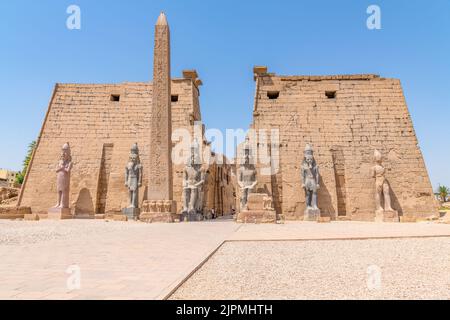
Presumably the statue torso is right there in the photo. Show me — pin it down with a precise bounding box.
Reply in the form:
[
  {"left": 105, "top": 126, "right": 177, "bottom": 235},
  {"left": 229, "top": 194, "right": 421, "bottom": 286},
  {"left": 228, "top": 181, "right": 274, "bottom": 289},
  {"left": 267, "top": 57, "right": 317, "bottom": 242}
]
[{"left": 184, "top": 165, "right": 201, "bottom": 188}]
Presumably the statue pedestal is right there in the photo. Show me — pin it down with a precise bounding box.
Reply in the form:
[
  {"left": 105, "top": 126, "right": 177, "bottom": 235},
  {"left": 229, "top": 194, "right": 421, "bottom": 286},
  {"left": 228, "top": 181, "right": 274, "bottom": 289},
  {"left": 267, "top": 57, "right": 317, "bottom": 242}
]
[
  {"left": 122, "top": 207, "right": 140, "bottom": 221},
  {"left": 140, "top": 200, "right": 179, "bottom": 223},
  {"left": 47, "top": 207, "right": 73, "bottom": 220},
  {"left": 375, "top": 209, "right": 399, "bottom": 222},
  {"left": 304, "top": 208, "right": 320, "bottom": 221},
  {"left": 237, "top": 193, "right": 276, "bottom": 224},
  {"left": 181, "top": 211, "right": 204, "bottom": 222}
]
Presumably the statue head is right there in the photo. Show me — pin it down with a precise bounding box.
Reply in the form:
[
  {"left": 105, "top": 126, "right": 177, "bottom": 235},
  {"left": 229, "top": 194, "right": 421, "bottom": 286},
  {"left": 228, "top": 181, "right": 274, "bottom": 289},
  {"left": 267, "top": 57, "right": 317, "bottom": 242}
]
[
  {"left": 303, "top": 143, "right": 315, "bottom": 166},
  {"left": 61, "top": 143, "right": 72, "bottom": 162},
  {"left": 374, "top": 149, "right": 382, "bottom": 164},
  {"left": 129, "top": 143, "right": 140, "bottom": 164}
]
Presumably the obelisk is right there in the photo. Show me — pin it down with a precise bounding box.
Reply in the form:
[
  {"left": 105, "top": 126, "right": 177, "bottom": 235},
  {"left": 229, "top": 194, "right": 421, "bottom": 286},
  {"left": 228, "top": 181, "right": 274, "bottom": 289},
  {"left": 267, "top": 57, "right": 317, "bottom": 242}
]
[{"left": 140, "top": 12, "right": 177, "bottom": 223}]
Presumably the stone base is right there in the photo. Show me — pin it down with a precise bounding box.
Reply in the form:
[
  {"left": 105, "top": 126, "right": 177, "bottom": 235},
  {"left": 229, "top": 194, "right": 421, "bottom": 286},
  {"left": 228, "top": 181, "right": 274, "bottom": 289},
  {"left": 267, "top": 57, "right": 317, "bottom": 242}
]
[
  {"left": 140, "top": 212, "right": 178, "bottom": 223},
  {"left": 181, "top": 211, "right": 204, "bottom": 222},
  {"left": 318, "top": 216, "right": 331, "bottom": 223},
  {"left": 237, "top": 210, "right": 277, "bottom": 224},
  {"left": 140, "top": 200, "right": 178, "bottom": 223},
  {"left": 122, "top": 207, "right": 140, "bottom": 221},
  {"left": 304, "top": 208, "right": 320, "bottom": 221},
  {"left": 400, "top": 216, "right": 417, "bottom": 223},
  {"left": 375, "top": 209, "right": 399, "bottom": 223},
  {"left": 237, "top": 193, "right": 276, "bottom": 224},
  {"left": 74, "top": 213, "right": 95, "bottom": 219},
  {"left": 24, "top": 213, "right": 40, "bottom": 221},
  {"left": 113, "top": 214, "right": 128, "bottom": 222},
  {"left": 47, "top": 207, "right": 73, "bottom": 220}
]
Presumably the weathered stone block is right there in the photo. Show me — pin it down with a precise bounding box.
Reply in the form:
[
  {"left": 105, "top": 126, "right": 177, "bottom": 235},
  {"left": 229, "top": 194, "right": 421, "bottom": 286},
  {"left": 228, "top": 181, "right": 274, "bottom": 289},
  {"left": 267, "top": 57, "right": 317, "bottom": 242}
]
[
  {"left": 24, "top": 213, "right": 40, "bottom": 221},
  {"left": 318, "top": 216, "right": 331, "bottom": 223},
  {"left": 304, "top": 208, "right": 320, "bottom": 221},
  {"left": 122, "top": 207, "right": 140, "bottom": 221},
  {"left": 237, "top": 210, "right": 277, "bottom": 224},
  {"left": 0, "top": 206, "right": 31, "bottom": 220},
  {"left": 375, "top": 210, "right": 399, "bottom": 223},
  {"left": 47, "top": 207, "right": 73, "bottom": 220},
  {"left": 113, "top": 214, "right": 128, "bottom": 222}
]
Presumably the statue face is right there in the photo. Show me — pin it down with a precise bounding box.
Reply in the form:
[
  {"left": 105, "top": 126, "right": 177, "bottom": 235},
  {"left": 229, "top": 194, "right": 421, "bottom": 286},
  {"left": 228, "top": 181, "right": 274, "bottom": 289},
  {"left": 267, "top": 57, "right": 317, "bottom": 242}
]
[
  {"left": 130, "top": 154, "right": 138, "bottom": 164},
  {"left": 305, "top": 154, "right": 314, "bottom": 165},
  {"left": 61, "top": 150, "right": 70, "bottom": 162}
]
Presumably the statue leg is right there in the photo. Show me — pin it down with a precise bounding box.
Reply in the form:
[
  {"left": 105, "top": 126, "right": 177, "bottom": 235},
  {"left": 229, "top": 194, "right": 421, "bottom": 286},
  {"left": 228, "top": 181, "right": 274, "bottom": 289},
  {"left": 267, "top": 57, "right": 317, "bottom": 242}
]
[
  {"left": 131, "top": 190, "right": 138, "bottom": 208},
  {"left": 61, "top": 190, "right": 68, "bottom": 208},
  {"left": 312, "top": 190, "right": 318, "bottom": 210},
  {"left": 383, "top": 182, "right": 393, "bottom": 211},
  {"left": 183, "top": 189, "right": 189, "bottom": 212},
  {"left": 55, "top": 191, "right": 62, "bottom": 208},
  {"left": 128, "top": 191, "right": 133, "bottom": 207},
  {"left": 241, "top": 188, "right": 248, "bottom": 210},
  {"left": 375, "top": 189, "right": 383, "bottom": 211},
  {"left": 306, "top": 190, "right": 312, "bottom": 208},
  {"left": 187, "top": 189, "right": 193, "bottom": 212},
  {"left": 189, "top": 188, "right": 198, "bottom": 213}
]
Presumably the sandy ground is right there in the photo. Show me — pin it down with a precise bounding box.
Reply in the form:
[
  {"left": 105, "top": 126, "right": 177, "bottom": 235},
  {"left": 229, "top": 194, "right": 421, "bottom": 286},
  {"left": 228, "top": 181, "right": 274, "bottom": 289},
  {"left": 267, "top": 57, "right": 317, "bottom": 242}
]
[{"left": 170, "top": 238, "right": 450, "bottom": 300}]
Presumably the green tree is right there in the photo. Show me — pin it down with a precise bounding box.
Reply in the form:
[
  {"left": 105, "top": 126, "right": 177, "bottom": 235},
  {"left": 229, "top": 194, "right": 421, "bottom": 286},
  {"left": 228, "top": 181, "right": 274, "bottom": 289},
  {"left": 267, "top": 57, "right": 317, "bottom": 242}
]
[
  {"left": 438, "top": 185, "right": 449, "bottom": 202},
  {"left": 15, "top": 141, "right": 37, "bottom": 185}
]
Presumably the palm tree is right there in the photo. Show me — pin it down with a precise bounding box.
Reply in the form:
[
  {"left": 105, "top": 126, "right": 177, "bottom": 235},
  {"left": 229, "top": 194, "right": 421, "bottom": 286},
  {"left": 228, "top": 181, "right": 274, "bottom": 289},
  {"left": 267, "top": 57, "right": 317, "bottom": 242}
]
[
  {"left": 15, "top": 141, "right": 36, "bottom": 185},
  {"left": 438, "top": 185, "right": 449, "bottom": 202}
]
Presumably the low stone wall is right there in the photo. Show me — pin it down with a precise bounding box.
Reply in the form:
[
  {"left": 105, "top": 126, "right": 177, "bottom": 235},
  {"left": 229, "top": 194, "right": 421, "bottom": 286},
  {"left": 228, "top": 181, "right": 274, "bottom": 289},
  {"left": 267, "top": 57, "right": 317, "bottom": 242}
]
[{"left": 0, "top": 206, "right": 31, "bottom": 220}]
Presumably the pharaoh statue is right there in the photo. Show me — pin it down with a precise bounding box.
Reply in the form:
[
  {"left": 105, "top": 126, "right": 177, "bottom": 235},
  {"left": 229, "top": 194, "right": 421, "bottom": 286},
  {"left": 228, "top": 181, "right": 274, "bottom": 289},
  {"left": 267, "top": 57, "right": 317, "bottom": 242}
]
[
  {"left": 372, "top": 149, "right": 394, "bottom": 213},
  {"left": 125, "top": 143, "right": 143, "bottom": 209},
  {"left": 301, "top": 144, "right": 320, "bottom": 219},
  {"left": 237, "top": 137, "right": 257, "bottom": 210},
  {"left": 182, "top": 139, "right": 205, "bottom": 217},
  {"left": 53, "top": 143, "right": 73, "bottom": 209}
]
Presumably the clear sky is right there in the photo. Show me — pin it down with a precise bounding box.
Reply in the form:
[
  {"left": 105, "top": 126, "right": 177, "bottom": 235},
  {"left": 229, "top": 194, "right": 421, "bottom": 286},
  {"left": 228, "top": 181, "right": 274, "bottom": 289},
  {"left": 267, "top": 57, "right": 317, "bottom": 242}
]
[{"left": 0, "top": 0, "right": 449, "bottom": 190}]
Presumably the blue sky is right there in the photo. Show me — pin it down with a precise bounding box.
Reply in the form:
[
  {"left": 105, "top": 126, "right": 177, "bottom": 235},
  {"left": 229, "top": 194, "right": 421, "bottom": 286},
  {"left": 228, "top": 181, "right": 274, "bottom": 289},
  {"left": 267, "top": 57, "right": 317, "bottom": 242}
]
[{"left": 0, "top": 0, "right": 449, "bottom": 190}]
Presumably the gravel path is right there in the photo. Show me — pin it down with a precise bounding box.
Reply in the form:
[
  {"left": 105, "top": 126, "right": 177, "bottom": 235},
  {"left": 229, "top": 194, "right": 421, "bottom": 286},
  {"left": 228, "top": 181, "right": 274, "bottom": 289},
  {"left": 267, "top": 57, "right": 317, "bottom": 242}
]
[{"left": 170, "top": 238, "right": 450, "bottom": 300}]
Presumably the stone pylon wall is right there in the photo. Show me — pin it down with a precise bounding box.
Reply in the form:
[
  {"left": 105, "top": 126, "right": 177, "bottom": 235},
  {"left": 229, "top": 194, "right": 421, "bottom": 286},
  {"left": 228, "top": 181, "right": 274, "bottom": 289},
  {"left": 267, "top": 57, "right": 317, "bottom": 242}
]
[
  {"left": 19, "top": 79, "right": 202, "bottom": 214},
  {"left": 252, "top": 72, "right": 438, "bottom": 221}
]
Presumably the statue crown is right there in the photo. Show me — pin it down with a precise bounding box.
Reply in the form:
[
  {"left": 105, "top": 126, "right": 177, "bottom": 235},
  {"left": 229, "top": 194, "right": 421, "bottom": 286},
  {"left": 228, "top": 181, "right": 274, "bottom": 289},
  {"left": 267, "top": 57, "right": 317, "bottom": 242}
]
[
  {"left": 304, "top": 143, "right": 313, "bottom": 155},
  {"left": 131, "top": 143, "right": 139, "bottom": 155},
  {"left": 62, "top": 142, "right": 70, "bottom": 150}
]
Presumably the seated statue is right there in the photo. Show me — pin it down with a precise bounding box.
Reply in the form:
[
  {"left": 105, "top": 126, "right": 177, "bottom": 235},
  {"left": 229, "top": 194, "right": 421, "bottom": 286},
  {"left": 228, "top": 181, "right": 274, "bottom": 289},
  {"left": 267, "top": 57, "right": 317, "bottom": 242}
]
[
  {"left": 182, "top": 139, "right": 204, "bottom": 214},
  {"left": 237, "top": 138, "right": 257, "bottom": 210}
]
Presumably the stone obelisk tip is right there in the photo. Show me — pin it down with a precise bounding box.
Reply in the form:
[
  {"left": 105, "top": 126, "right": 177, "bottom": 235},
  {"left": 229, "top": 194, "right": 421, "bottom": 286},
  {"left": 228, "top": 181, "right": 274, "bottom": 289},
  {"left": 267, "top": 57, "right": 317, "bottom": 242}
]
[{"left": 156, "top": 12, "right": 168, "bottom": 26}]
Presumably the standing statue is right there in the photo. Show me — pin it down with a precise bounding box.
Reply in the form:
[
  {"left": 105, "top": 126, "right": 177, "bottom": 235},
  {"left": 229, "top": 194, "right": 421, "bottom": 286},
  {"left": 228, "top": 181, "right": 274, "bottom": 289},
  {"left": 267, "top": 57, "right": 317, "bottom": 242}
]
[
  {"left": 237, "top": 138, "right": 257, "bottom": 210},
  {"left": 372, "top": 149, "right": 394, "bottom": 213},
  {"left": 53, "top": 143, "right": 73, "bottom": 209},
  {"left": 301, "top": 144, "right": 320, "bottom": 217},
  {"left": 125, "top": 143, "right": 143, "bottom": 209},
  {"left": 182, "top": 140, "right": 204, "bottom": 218}
]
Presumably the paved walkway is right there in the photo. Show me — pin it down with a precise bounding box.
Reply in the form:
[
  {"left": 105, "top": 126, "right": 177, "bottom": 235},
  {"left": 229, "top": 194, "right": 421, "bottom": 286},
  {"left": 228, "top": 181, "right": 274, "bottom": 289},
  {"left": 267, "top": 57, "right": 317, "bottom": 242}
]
[
  {"left": 0, "top": 219, "right": 449, "bottom": 300},
  {"left": 0, "top": 220, "right": 240, "bottom": 300}
]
